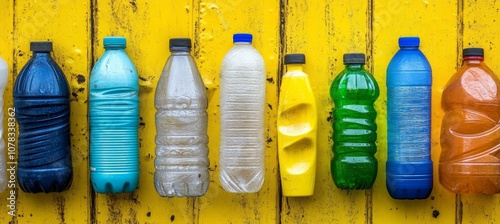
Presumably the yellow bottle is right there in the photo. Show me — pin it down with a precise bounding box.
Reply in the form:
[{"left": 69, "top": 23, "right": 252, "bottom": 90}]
[{"left": 278, "top": 54, "right": 317, "bottom": 197}]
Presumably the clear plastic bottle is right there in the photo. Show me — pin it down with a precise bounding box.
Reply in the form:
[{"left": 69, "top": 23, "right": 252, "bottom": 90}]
[
  {"left": 386, "top": 37, "right": 433, "bottom": 199},
  {"left": 220, "top": 33, "right": 266, "bottom": 193},
  {"left": 440, "top": 48, "right": 500, "bottom": 194},
  {"left": 14, "top": 42, "right": 72, "bottom": 193},
  {"left": 89, "top": 36, "right": 139, "bottom": 194},
  {"left": 0, "top": 56, "right": 8, "bottom": 192},
  {"left": 154, "top": 38, "right": 209, "bottom": 197},
  {"left": 278, "top": 54, "right": 317, "bottom": 197}
]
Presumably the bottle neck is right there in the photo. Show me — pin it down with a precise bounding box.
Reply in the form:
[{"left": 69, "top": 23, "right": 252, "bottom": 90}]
[
  {"left": 234, "top": 42, "right": 251, "bottom": 45},
  {"left": 33, "top": 52, "right": 51, "bottom": 57},
  {"left": 171, "top": 51, "right": 190, "bottom": 56},
  {"left": 400, "top": 46, "right": 419, "bottom": 50},
  {"left": 286, "top": 64, "right": 304, "bottom": 72},
  {"left": 463, "top": 56, "right": 484, "bottom": 65},
  {"left": 345, "top": 64, "right": 364, "bottom": 70}
]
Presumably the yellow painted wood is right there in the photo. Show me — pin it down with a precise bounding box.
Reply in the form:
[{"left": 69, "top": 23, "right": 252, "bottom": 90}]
[
  {"left": 92, "top": 0, "right": 196, "bottom": 223},
  {"left": 371, "top": 0, "right": 458, "bottom": 223},
  {"left": 0, "top": 0, "right": 14, "bottom": 222},
  {"left": 11, "top": 0, "right": 91, "bottom": 223},
  {"left": 194, "top": 0, "right": 280, "bottom": 223},
  {"left": 281, "top": 0, "right": 370, "bottom": 223},
  {"left": 461, "top": 0, "right": 500, "bottom": 223}
]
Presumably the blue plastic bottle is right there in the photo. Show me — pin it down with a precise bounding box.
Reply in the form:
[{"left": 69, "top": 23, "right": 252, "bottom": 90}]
[
  {"left": 14, "top": 41, "right": 72, "bottom": 193},
  {"left": 89, "top": 36, "right": 139, "bottom": 194},
  {"left": 386, "top": 37, "right": 433, "bottom": 199}
]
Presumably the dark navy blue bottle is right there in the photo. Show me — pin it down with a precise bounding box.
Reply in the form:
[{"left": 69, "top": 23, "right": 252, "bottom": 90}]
[
  {"left": 14, "top": 42, "right": 72, "bottom": 193},
  {"left": 386, "top": 37, "right": 433, "bottom": 199}
]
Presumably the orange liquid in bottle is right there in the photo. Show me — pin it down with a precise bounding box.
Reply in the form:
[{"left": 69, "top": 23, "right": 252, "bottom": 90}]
[{"left": 440, "top": 48, "right": 500, "bottom": 194}]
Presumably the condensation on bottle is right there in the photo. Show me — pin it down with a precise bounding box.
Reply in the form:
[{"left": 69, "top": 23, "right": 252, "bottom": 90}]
[
  {"left": 154, "top": 38, "right": 209, "bottom": 197},
  {"left": 219, "top": 33, "right": 266, "bottom": 193},
  {"left": 440, "top": 48, "right": 500, "bottom": 194},
  {"left": 89, "top": 36, "right": 139, "bottom": 194}
]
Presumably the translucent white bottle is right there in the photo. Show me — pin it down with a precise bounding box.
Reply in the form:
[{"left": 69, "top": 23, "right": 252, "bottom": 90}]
[
  {"left": 154, "top": 38, "right": 209, "bottom": 197},
  {"left": 220, "top": 33, "right": 266, "bottom": 193},
  {"left": 0, "top": 56, "right": 7, "bottom": 193}
]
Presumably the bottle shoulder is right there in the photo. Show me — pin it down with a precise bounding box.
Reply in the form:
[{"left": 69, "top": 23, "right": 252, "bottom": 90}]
[
  {"left": 387, "top": 49, "right": 431, "bottom": 72},
  {"left": 14, "top": 56, "right": 69, "bottom": 96},
  {"left": 330, "top": 69, "right": 380, "bottom": 100},
  {"left": 221, "top": 46, "right": 264, "bottom": 71}
]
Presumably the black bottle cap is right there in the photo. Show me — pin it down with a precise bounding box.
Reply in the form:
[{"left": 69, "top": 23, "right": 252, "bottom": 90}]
[
  {"left": 344, "top": 53, "right": 365, "bottom": 64},
  {"left": 30, "top": 42, "right": 53, "bottom": 52},
  {"left": 463, "top": 48, "right": 484, "bottom": 57},
  {"left": 285, "top": 54, "right": 306, "bottom": 64},
  {"left": 169, "top": 38, "right": 192, "bottom": 50}
]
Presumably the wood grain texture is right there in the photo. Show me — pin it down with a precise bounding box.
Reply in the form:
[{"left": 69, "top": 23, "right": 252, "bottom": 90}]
[
  {"left": 371, "top": 0, "right": 458, "bottom": 223},
  {"left": 11, "top": 0, "right": 91, "bottom": 223},
  {"left": 281, "top": 0, "right": 370, "bottom": 223},
  {"left": 0, "top": 0, "right": 499, "bottom": 223},
  {"left": 194, "top": 0, "right": 280, "bottom": 223}
]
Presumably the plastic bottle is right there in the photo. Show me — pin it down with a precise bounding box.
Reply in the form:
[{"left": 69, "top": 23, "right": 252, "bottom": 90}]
[
  {"left": 330, "top": 53, "right": 379, "bottom": 190},
  {"left": 13, "top": 42, "right": 72, "bottom": 193},
  {"left": 154, "top": 38, "right": 209, "bottom": 197},
  {"left": 220, "top": 33, "right": 266, "bottom": 193},
  {"left": 0, "top": 56, "right": 8, "bottom": 192},
  {"left": 386, "top": 37, "right": 433, "bottom": 199},
  {"left": 89, "top": 36, "right": 139, "bottom": 194},
  {"left": 440, "top": 48, "right": 500, "bottom": 194},
  {"left": 278, "top": 54, "right": 317, "bottom": 197}
]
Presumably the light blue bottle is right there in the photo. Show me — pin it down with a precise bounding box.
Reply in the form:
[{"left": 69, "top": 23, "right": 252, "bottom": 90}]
[
  {"left": 386, "top": 36, "right": 433, "bottom": 199},
  {"left": 89, "top": 36, "right": 139, "bottom": 193}
]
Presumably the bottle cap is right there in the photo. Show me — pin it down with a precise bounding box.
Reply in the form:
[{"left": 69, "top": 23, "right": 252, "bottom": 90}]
[
  {"left": 104, "top": 36, "right": 126, "bottom": 48},
  {"left": 285, "top": 54, "right": 305, "bottom": 64},
  {"left": 344, "top": 53, "right": 365, "bottom": 64},
  {"left": 169, "top": 38, "right": 192, "bottom": 50},
  {"left": 463, "top": 48, "right": 484, "bottom": 57},
  {"left": 399, "top": 37, "right": 420, "bottom": 47},
  {"left": 30, "top": 42, "right": 53, "bottom": 52},
  {"left": 233, "top": 33, "right": 252, "bottom": 43}
]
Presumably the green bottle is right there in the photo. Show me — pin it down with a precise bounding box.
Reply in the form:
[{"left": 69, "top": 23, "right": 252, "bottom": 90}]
[{"left": 330, "top": 53, "right": 380, "bottom": 190}]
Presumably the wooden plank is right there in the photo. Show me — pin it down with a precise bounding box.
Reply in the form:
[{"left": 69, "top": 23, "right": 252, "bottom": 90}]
[
  {"left": 194, "top": 0, "right": 280, "bottom": 223},
  {"left": 92, "top": 0, "right": 195, "bottom": 223},
  {"left": 11, "top": 0, "right": 91, "bottom": 223},
  {"left": 0, "top": 0, "right": 14, "bottom": 222},
  {"left": 371, "top": 0, "right": 458, "bottom": 223},
  {"left": 280, "top": 0, "right": 369, "bottom": 223},
  {"left": 461, "top": 1, "right": 500, "bottom": 223}
]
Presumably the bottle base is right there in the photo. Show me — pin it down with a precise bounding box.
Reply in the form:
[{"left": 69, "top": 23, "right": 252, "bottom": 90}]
[
  {"left": 331, "top": 158, "right": 377, "bottom": 190},
  {"left": 386, "top": 161, "right": 433, "bottom": 199},
  {"left": 219, "top": 169, "right": 264, "bottom": 193},
  {"left": 17, "top": 167, "right": 73, "bottom": 193},
  {"left": 91, "top": 172, "right": 139, "bottom": 194},
  {"left": 154, "top": 172, "right": 209, "bottom": 197},
  {"left": 439, "top": 163, "right": 500, "bottom": 194}
]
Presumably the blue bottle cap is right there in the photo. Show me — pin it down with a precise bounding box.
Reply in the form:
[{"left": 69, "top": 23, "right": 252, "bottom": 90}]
[
  {"left": 233, "top": 33, "right": 252, "bottom": 43},
  {"left": 399, "top": 36, "right": 420, "bottom": 47},
  {"left": 104, "top": 36, "right": 126, "bottom": 48}
]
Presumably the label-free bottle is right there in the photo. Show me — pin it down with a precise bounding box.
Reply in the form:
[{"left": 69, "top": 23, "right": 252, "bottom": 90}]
[
  {"left": 220, "top": 33, "right": 266, "bottom": 193},
  {"left": 89, "top": 36, "right": 139, "bottom": 194},
  {"left": 330, "top": 53, "right": 379, "bottom": 190},
  {"left": 154, "top": 38, "right": 209, "bottom": 197},
  {"left": 278, "top": 54, "right": 317, "bottom": 197},
  {"left": 0, "top": 55, "right": 8, "bottom": 192},
  {"left": 440, "top": 48, "right": 500, "bottom": 194},
  {"left": 14, "top": 42, "right": 72, "bottom": 193},
  {"left": 386, "top": 37, "right": 433, "bottom": 199}
]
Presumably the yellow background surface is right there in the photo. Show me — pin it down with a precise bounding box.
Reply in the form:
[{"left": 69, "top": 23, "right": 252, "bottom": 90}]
[{"left": 0, "top": 0, "right": 499, "bottom": 223}]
